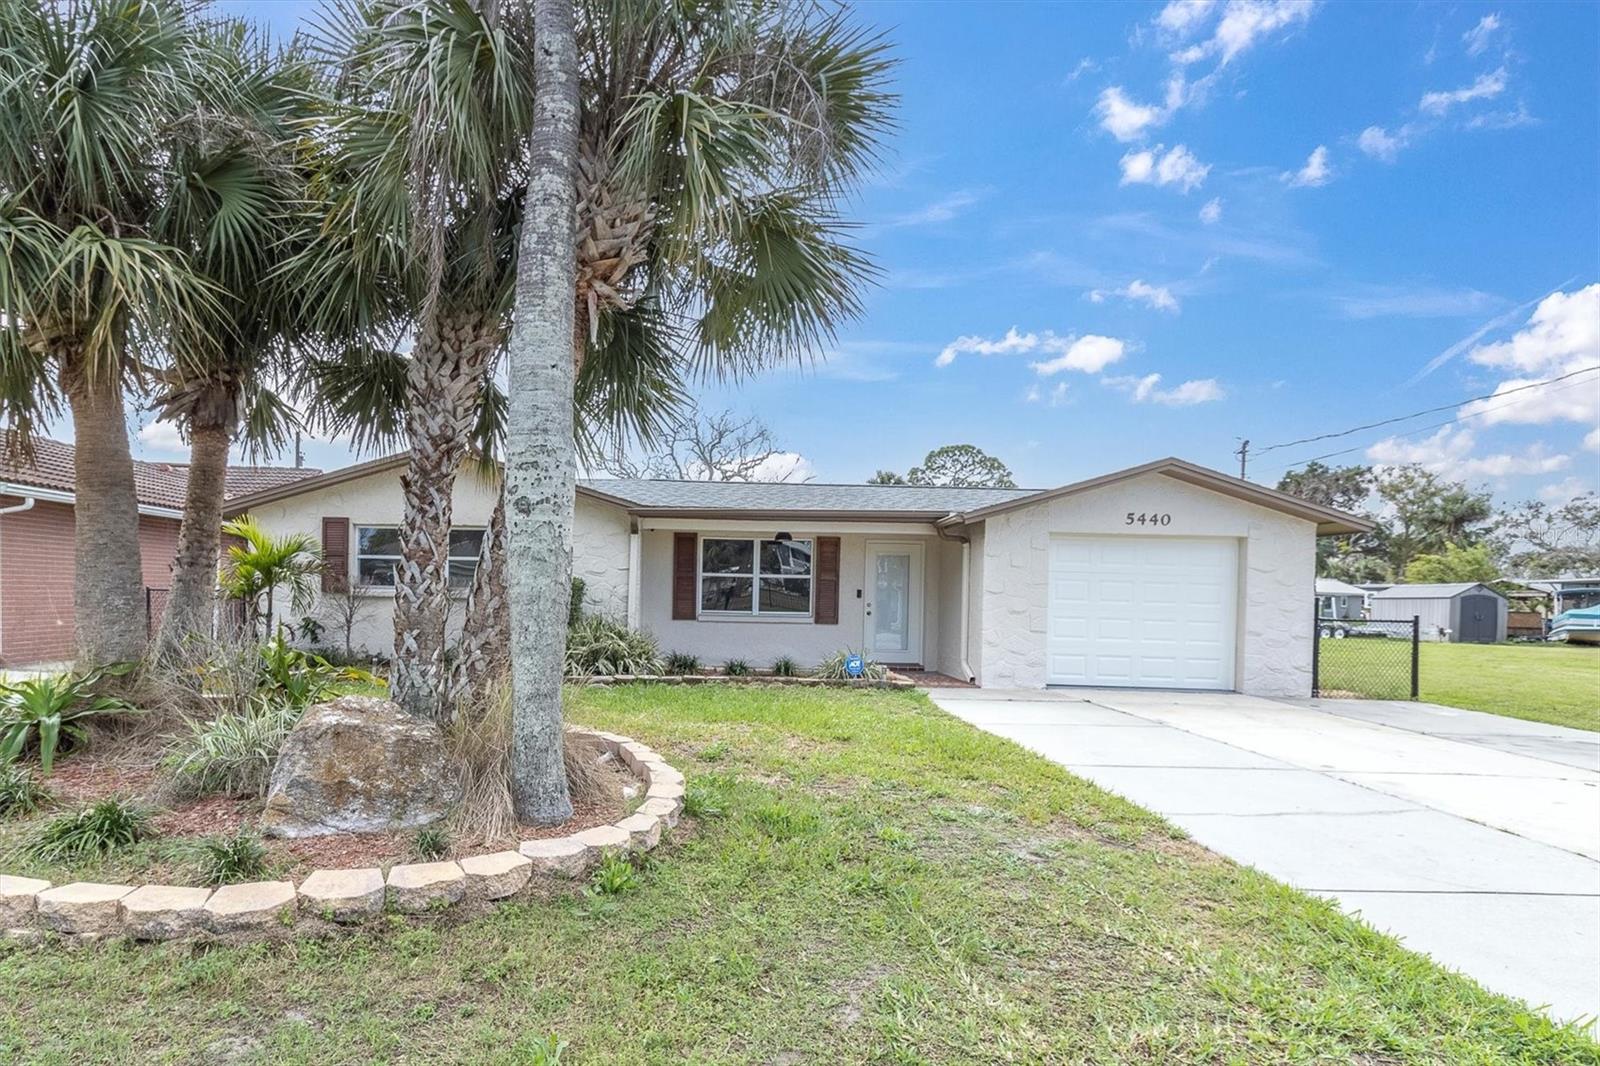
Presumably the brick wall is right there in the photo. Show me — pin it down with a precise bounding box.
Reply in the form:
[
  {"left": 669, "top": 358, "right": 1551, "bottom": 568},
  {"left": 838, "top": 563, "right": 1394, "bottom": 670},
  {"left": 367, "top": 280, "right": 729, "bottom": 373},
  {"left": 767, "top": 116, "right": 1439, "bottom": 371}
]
[{"left": 0, "top": 496, "right": 183, "bottom": 666}]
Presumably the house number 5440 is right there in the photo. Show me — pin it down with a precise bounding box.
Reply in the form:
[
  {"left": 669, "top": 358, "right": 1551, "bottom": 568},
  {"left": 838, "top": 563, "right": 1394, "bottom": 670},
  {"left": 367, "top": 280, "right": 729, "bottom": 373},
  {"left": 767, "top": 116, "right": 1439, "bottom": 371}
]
[{"left": 1125, "top": 512, "right": 1173, "bottom": 526}]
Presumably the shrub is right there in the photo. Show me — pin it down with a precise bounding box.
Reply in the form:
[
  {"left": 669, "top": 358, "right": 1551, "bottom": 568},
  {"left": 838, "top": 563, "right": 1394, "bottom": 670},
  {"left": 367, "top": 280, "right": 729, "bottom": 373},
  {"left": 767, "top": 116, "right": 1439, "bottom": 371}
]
[
  {"left": 569, "top": 577, "right": 586, "bottom": 626},
  {"left": 815, "top": 649, "right": 889, "bottom": 681},
  {"left": 413, "top": 825, "right": 450, "bottom": 861},
  {"left": 256, "top": 635, "right": 379, "bottom": 707},
  {"left": 722, "top": 658, "right": 751, "bottom": 677},
  {"left": 565, "top": 617, "right": 663, "bottom": 677},
  {"left": 0, "top": 671, "right": 136, "bottom": 774},
  {"left": 663, "top": 652, "right": 700, "bottom": 675},
  {"left": 195, "top": 829, "right": 269, "bottom": 884},
  {"left": 0, "top": 763, "right": 49, "bottom": 818},
  {"left": 589, "top": 852, "right": 639, "bottom": 896},
  {"left": 770, "top": 656, "right": 801, "bottom": 677},
  {"left": 161, "top": 701, "right": 303, "bottom": 799},
  {"left": 26, "top": 798, "right": 151, "bottom": 862}
]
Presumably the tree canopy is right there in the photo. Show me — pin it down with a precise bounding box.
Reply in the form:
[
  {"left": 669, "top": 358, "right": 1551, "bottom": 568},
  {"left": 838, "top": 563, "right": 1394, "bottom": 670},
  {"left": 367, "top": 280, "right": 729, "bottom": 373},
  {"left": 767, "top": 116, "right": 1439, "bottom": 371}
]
[{"left": 890, "top": 444, "right": 1017, "bottom": 488}]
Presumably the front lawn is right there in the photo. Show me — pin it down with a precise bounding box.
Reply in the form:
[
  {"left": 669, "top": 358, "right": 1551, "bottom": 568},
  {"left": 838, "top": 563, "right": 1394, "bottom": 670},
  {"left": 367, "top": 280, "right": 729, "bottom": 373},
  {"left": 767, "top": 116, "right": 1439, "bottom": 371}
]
[
  {"left": 2, "top": 685, "right": 1594, "bottom": 1063},
  {"left": 1418, "top": 642, "right": 1600, "bottom": 732}
]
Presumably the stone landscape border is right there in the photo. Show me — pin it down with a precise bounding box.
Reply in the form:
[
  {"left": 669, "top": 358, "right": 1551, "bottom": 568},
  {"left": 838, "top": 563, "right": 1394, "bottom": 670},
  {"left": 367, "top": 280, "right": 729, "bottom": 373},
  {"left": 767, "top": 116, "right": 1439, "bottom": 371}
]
[
  {"left": 570, "top": 673, "right": 914, "bottom": 689},
  {"left": 0, "top": 729, "right": 683, "bottom": 944}
]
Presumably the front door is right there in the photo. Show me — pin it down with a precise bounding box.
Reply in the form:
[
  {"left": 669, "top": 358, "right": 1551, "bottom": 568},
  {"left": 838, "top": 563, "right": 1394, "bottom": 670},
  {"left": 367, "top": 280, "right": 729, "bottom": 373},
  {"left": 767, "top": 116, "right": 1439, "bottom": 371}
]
[{"left": 865, "top": 542, "right": 924, "bottom": 665}]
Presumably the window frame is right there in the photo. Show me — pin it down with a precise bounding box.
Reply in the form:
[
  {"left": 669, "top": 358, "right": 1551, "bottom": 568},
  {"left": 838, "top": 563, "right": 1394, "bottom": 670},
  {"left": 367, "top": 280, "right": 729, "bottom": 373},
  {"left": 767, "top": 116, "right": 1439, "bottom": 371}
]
[
  {"left": 352, "top": 524, "right": 484, "bottom": 592},
  {"left": 696, "top": 534, "right": 815, "bottom": 620}
]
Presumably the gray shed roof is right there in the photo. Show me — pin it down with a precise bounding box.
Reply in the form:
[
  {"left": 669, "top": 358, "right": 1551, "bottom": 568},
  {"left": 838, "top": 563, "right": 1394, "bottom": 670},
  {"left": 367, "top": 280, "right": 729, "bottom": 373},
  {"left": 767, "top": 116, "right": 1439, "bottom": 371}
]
[
  {"left": 1315, "top": 578, "right": 1367, "bottom": 596},
  {"left": 1369, "top": 582, "right": 1502, "bottom": 600},
  {"left": 577, "top": 478, "right": 1038, "bottom": 516}
]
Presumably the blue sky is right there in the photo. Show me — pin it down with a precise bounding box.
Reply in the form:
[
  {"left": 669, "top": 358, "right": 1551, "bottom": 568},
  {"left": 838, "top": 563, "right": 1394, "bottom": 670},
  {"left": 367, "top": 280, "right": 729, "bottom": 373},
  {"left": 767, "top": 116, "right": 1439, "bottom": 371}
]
[{"left": 141, "top": 0, "right": 1599, "bottom": 502}]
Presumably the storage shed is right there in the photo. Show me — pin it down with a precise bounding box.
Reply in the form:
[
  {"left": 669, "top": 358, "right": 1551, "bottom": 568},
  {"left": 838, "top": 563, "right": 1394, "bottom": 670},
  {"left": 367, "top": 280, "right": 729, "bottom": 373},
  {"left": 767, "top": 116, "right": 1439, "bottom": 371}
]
[
  {"left": 1368, "top": 583, "right": 1507, "bottom": 643},
  {"left": 1316, "top": 578, "right": 1367, "bottom": 621}
]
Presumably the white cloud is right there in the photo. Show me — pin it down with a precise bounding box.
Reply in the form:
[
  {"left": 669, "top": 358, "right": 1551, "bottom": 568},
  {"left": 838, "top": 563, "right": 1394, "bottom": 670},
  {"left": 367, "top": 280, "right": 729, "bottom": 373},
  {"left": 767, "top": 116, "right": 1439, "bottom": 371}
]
[
  {"left": 936, "top": 328, "right": 1128, "bottom": 375},
  {"left": 744, "top": 452, "right": 815, "bottom": 482},
  {"left": 1096, "top": 87, "right": 1165, "bottom": 142},
  {"left": 137, "top": 421, "right": 186, "bottom": 457},
  {"left": 1173, "top": 0, "right": 1317, "bottom": 66},
  {"left": 1104, "top": 372, "right": 1225, "bottom": 405},
  {"left": 1120, "top": 144, "right": 1210, "bottom": 192},
  {"left": 1026, "top": 382, "right": 1072, "bottom": 407},
  {"left": 883, "top": 188, "right": 986, "bottom": 228},
  {"left": 1419, "top": 67, "right": 1507, "bottom": 115},
  {"left": 1157, "top": 0, "right": 1219, "bottom": 36},
  {"left": 1357, "top": 124, "right": 1409, "bottom": 163},
  {"left": 1198, "top": 197, "right": 1223, "bottom": 224},
  {"left": 1283, "top": 144, "right": 1331, "bottom": 187},
  {"left": 1332, "top": 283, "right": 1500, "bottom": 320},
  {"left": 1585, "top": 427, "right": 1600, "bottom": 452},
  {"left": 1463, "top": 13, "right": 1502, "bottom": 57},
  {"left": 1088, "top": 279, "right": 1181, "bottom": 313},
  {"left": 1456, "top": 284, "right": 1600, "bottom": 430},
  {"left": 1366, "top": 426, "right": 1570, "bottom": 479},
  {"left": 1539, "top": 476, "right": 1591, "bottom": 503},
  {"left": 1066, "top": 58, "right": 1099, "bottom": 82}
]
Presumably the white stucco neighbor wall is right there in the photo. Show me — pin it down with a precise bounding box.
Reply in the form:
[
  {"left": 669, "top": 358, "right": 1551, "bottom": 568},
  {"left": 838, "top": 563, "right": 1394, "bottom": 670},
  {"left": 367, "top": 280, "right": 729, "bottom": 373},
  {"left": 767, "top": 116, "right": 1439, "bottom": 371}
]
[{"left": 975, "top": 472, "right": 1317, "bottom": 698}]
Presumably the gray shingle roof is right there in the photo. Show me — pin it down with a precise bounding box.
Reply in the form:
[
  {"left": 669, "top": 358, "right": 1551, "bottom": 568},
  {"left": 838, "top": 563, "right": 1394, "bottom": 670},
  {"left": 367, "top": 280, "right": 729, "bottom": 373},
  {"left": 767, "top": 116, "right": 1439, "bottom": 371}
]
[
  {"left": 578, "top": 478, "right": 1040, "bottom": 515},
  {"left": 1369, "top": 583, "right": 1496, "bottom": 599}
]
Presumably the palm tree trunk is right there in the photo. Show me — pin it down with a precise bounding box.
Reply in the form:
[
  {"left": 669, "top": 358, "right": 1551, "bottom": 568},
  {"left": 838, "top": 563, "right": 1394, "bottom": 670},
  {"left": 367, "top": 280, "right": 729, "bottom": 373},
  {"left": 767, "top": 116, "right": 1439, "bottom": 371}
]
[
  {"left": 390, "top": 312, "right": 497, "bottom": 719},
  {"left": 506, "top": 0, "right": 579, "bottom": 826},
  {"left": 59, "top": 350, "right": 147, "bottom": 664},
  {"left": 447, "top": 489, "right": 507, "bottom": 710},
  {"left": 154, "top": 420, "right": 231, "bottom": 656}
]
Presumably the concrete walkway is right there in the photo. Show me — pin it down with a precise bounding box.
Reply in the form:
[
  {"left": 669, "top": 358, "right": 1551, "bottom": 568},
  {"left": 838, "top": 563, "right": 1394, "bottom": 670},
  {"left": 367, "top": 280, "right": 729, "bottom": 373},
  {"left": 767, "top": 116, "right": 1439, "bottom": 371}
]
[{"left": 927, "top": 687, "right": 1600, "bottom": 1028}]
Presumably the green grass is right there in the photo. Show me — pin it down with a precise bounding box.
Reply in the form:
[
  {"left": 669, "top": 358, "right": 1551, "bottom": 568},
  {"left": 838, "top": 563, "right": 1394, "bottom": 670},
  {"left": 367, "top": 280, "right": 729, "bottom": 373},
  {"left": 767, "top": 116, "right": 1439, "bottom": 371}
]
[
  {"left": 1417, "top": 641, "right": 1600, "bottom": 732},
  {"left": 2, "top": 685, "right": 1595, "bottom": 1064}
]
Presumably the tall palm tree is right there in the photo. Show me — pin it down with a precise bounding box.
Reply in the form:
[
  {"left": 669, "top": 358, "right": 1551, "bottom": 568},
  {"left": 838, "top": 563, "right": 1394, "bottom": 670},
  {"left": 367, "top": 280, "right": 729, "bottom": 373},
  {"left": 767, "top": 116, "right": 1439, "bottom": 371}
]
[
  {"left": 503, "top": 0, "right": 894, "bottom": 822},
  {"left": 151, "top": 22, "right": 310, "bottom": 657},
  {"left": 296, "top": 0, "right": 533, "bottom": 719},
  {"left": 0, "top": 0, "right": 219, "bottom": 663}
]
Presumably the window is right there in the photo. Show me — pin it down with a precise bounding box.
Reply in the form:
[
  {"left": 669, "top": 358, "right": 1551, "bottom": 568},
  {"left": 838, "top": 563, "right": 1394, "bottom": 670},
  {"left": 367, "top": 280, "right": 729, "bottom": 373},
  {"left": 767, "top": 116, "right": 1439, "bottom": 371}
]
[
  {"left": 355, "top": 526, "right": 485, "bottom": 589},
  {"left": 700, "top": 537, "right": 812, "bottom": 616}
]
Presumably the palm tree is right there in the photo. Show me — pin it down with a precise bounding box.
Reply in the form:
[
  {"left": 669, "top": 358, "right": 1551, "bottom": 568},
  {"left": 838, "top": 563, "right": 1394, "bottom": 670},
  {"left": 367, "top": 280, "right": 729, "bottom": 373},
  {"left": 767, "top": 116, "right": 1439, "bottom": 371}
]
[
  {"left": 502, "top": 0, "right": 894, "bottom": 822},
  {"left": 218, "top": 516, "right": 322, "bottom": 640},
  {"left": 0, "top": 0, "right": 219, "bottom": 663},
  {"left": 151, "top": 22, "right": 309, "bottom": 657},
  {"left": 294, "top": 0, "right": 534, "bottom": 719}
]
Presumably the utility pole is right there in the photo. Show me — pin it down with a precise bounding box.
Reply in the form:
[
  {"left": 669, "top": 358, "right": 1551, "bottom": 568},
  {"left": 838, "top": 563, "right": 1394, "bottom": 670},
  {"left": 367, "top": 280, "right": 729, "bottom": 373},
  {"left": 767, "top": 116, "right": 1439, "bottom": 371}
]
[{"left": 1234, "top": 438, "right": 1249, "bottom": 480}]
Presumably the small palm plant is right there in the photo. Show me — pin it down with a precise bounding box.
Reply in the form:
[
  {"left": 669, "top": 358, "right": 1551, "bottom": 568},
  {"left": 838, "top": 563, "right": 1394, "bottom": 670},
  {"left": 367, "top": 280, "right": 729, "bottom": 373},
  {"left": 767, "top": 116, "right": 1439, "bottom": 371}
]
[
  {"left": 219, "top": 516, "right": 323, "bottom": 639},
  {"left": 0, "top": 672, "right": 135, "bottom": 774}
]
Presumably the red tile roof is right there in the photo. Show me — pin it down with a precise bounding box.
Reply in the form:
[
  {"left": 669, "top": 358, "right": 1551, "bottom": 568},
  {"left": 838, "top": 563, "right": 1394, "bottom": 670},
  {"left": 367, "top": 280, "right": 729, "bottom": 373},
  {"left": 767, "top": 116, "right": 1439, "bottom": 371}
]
[{"left": 0, "top": 437, "right": 320, "bottom": 511}]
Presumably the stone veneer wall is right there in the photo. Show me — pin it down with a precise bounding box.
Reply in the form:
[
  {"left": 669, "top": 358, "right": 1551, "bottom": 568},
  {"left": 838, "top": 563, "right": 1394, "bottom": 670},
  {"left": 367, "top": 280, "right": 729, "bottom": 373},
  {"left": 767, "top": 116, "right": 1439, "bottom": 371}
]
[
  {"left": 0, "top": 730, "right": 683, "bottom": 943},
  {"left": 975, "top": 473, "right": 1317, "bottom": 698}
]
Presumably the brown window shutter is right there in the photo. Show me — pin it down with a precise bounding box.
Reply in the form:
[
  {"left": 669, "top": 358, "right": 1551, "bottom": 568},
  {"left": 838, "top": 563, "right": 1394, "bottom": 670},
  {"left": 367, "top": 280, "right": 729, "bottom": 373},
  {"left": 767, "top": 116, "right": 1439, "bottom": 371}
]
[
  {"left": 814, "top": 536, "right": 840, "bottom": 624},
  {"left": 672, "top": 532, "right": 698, "bottom": 620},
  {"left": 321, "top": 517, "right": 349, "bottom": 593}
]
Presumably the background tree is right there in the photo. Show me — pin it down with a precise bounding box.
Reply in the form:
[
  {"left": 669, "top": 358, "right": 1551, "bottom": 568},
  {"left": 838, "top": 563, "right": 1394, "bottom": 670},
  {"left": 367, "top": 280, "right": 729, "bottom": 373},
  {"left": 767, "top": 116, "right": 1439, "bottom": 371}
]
[
  {"left": 599, "top": 406, "right": 807, "bottom": 482},
  {"left": 152, "top": 23, "right": 308, "bottom": 656},
  {"left": 867, "top": 469, "right": 906, "bottom": 485},
  {"left": 1277, "top": 462, "right": 1381, "bottom": 578},
  {"left": 1496, "top": 493, "right": 1600, "bottom": 576},
  {"left": 0, "top": 0, "right": 218, "bottom": 662},
  {"left": 905, "top": 444, "right": 1016, "bottom": 488},
  {"left": 1375, "top": 466, "right": 1494, "bottom": 577},
  {"left": 1403, "top": 543, "right": 1499, "bottom": 584}
]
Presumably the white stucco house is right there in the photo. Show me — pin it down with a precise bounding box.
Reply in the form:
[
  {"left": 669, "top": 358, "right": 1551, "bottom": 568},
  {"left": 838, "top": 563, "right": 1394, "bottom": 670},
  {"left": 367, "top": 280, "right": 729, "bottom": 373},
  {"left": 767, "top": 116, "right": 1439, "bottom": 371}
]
[{"left": 225, "top": 455, "right": 1370, "bottom": 698}]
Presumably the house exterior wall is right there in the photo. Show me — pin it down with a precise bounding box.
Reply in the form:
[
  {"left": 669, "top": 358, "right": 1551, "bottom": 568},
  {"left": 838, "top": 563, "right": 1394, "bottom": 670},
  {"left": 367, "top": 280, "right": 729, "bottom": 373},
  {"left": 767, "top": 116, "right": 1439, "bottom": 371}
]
[
  {"left": 974, "top": 473, "right": 1317, "bottom": 698},
  {"left": 572, "top": 496, "right": 632, "bottom": 620},
  {"left": 0, "top": 497, "right": 182, "bottom": 667},
  {"left": 635, "top": 528, "right": 953, "bottom": 673},
  {"left": 931, "top": 536, "right": 964, "bottom": 679}
]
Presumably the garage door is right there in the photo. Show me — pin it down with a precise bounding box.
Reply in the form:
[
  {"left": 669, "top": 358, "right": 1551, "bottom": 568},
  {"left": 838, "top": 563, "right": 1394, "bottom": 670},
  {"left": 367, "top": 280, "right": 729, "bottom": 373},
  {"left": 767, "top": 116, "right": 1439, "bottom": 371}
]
[{"left": 1046, "top": 535, "right": 1238, "bottom": 690}]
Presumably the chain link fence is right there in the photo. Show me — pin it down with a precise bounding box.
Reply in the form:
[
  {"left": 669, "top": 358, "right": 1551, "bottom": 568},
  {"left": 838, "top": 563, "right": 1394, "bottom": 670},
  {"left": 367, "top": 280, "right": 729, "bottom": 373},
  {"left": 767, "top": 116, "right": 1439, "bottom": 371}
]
[{"left": 1312, "top": 613, "right": 1419, "bottom": 700}]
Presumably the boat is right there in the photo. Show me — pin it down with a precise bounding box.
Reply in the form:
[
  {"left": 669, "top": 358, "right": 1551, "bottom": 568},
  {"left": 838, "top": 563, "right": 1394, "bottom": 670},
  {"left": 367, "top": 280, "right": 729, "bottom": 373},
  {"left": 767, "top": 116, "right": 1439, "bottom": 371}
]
[{"left": 1547, "top": 606, "right": 1600, "bottom": 645}]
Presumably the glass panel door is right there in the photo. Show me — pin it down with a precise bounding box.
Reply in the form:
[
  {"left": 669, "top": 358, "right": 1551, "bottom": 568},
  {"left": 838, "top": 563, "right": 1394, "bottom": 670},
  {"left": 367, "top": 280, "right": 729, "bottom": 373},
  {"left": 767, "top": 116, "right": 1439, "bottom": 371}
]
[{"left": 871, "top": 552, "right": 911, "bottom": 653}]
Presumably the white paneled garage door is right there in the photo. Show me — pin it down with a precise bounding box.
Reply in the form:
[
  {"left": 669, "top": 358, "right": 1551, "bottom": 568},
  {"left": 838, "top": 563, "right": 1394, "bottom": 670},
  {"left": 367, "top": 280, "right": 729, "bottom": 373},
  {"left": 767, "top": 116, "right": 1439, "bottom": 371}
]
[{"left": 1046, "top": 535, "right": 1238, "bottom": 690}]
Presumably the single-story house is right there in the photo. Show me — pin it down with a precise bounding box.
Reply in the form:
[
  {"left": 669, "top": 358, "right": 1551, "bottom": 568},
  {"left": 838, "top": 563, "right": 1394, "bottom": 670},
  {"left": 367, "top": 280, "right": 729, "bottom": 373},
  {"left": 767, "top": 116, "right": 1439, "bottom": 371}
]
[
  {"left": 0, "top": 438, "right": 317, "bottom": 667},
  {"left": 1368, "top": 582, "right": 1508, "bottom": 643},
  {"left": 227, "top": 455, "right": 1370, "bottom": 698},
  {"left": 1315, "top": 577, "right": 1366, "bottom": 620}
]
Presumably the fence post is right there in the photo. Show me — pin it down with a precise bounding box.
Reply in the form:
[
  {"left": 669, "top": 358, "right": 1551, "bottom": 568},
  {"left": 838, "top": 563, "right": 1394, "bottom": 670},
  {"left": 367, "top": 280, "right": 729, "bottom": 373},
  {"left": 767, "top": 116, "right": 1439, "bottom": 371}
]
[
  {"left": 1410, "top": 615, "right": 1420, "bottom": 701},
  {"left": 1311, "top": 605, "right": 1321, "bottom": 697}
]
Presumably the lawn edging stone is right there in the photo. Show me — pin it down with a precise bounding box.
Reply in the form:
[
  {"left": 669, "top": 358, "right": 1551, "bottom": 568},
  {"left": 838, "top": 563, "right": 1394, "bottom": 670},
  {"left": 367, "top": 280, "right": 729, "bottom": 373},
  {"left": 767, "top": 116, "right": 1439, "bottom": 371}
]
[{"left": 0, "top": 728, "right": 681, "bottom": 945}]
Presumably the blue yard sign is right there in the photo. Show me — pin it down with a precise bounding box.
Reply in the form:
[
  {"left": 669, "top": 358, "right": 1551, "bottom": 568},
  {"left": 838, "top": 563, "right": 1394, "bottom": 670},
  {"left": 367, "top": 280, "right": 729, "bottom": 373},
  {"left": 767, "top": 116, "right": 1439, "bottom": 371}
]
[{"left": 844, "top": 654, "right": 864, "bottom": 678}]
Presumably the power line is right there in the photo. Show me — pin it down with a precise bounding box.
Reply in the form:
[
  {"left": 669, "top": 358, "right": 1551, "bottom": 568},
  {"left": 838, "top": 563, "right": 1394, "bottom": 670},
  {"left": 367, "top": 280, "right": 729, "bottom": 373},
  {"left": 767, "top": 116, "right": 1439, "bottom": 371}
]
[{"left": 1252, "top": 365, "right": 1600, "bottom": 458}]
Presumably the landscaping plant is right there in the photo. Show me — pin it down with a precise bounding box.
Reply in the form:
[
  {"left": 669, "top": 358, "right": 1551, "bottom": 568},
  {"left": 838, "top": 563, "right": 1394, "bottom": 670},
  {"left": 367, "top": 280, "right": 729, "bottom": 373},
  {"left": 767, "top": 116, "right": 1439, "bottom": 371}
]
[
  {"left": 194, "top": 829, "right": 269, "bottom": 885},
  {"left": 0, "top": 763, "right": 49, "bottom": 818},
  {"left": 564, "top": 617, "right": 663, "bottom": 677},
  {"left": 413, "top": 826, "right": 450, "bottom": 862},
  {"left": 663, "top": 652, "right": 700, "bottom": 675},
  {"left": 161, "top": 701, "right": 303, "bottom": 799},
  {"left": 722, "top": 659, "right": 752, "bottom": 678},
  {"left": 771, "top": 656, "right": 801, "bottom": 677},
  {"left": 589, "top": 852, "right": 640, "bottom": 896},
  {"left": 25, "top": 798, "right": 152, "bottom": 863},
  {"left": 815, "top": 649, "right": 890, "bottom": 681},
  {"left": 0, "top": 672, "right": 136, "bottom": 774}
]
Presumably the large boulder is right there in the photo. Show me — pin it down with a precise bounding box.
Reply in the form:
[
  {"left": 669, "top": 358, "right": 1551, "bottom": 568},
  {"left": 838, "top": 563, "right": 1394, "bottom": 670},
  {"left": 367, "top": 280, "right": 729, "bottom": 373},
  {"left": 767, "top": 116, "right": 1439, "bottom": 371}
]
[{"left": 261, "top": 696, "right": 459, "bottom": 838}]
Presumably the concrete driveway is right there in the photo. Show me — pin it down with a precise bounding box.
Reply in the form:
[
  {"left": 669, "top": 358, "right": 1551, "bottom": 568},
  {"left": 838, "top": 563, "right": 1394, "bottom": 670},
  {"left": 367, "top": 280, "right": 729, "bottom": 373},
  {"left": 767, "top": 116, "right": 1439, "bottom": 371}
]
[{"left": 927, "top": 687, "right": 1600, "bottom": 1027}]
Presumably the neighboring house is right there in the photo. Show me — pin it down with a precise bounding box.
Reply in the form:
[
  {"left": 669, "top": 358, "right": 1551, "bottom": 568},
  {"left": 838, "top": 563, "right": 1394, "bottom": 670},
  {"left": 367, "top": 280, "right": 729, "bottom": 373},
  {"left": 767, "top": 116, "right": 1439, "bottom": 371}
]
[
  {"left": 0, "top": 438, "right": 317, "bottom": 667},
  {"left": 1315, "top": 578, "right": 1366, "bottom": 621},
  {"left": 228, "top": 455, "right": 1370, "bottom": 698},
  {"left": 1368, "top": 582, "right": 1508, "bottom": 643},
  {"left": 1516, "top": 575, "right": 1600, "bottom": 616}
]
